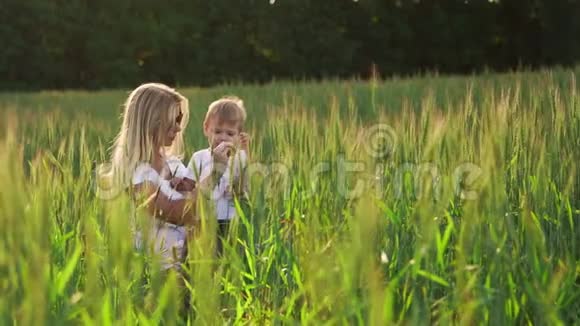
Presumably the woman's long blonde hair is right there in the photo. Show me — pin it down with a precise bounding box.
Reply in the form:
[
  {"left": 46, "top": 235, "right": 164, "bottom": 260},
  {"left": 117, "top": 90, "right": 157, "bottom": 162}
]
[{"left": 97, "top": 83, "right": 189, "bottom": 198}]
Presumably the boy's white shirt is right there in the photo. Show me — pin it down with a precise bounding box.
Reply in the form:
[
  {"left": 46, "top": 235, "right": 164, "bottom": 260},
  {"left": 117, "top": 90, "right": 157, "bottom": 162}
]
[{"left": 187, "top": 148, "right": 248, "bottom": 221}]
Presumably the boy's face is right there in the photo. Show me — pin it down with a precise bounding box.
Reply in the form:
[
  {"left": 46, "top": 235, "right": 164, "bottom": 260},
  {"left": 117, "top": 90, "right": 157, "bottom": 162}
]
[{"left": 204, "top": 118, "right": 240, "bottom": 150}]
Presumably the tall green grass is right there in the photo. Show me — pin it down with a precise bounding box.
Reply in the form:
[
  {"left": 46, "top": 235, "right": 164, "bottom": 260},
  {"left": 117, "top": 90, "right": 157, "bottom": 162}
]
[{"left": 0, "top": 68, "right": 579, "bottom": 324}]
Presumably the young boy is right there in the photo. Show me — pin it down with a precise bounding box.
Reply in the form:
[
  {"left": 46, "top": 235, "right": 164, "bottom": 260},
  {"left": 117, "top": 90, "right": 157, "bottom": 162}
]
[{"left": 187, "top": 96, "right": 250, "bottom": 255}]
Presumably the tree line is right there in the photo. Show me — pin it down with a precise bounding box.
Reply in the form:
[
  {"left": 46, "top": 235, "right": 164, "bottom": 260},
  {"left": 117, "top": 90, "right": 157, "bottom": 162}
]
[{"left": 1, "top": 0, "right": 579, "bottom": 90}]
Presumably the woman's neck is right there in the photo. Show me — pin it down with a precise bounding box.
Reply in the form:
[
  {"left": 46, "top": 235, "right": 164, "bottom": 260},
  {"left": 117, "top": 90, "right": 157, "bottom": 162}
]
[{"left": 151, "top": 149, "right": 165, "bottom": 174}]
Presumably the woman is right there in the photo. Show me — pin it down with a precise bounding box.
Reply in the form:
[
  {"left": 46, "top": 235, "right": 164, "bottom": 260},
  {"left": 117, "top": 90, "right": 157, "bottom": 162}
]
[{"left": 102, "top": 83, "right": 234, "bottom": 270}]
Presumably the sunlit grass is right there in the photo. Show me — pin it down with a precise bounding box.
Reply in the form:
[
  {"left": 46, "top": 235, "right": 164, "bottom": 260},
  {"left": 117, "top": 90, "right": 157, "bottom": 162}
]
[{"left": 0, "top": 68, "right": 579, "bottom": 324}]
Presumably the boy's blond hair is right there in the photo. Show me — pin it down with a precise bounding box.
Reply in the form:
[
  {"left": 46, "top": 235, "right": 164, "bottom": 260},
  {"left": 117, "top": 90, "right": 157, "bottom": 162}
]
[{"left": 204, "top": 96, "right": 246, "bottom": 130}]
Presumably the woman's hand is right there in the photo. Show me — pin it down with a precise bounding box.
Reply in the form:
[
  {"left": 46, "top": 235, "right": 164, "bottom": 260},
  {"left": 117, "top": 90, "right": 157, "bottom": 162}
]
[
  {"left": 171, "top": 177, "right": 195, "bottom": 192},
  {"left": 169, "top": 177, "right": 183, "bottom": 189}
]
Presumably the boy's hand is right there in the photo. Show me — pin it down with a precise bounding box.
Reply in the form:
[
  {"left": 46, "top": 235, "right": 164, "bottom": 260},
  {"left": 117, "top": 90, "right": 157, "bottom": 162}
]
[
  {"left": 213, "top": 141, "right": 235, "bottom": 166},
  {"left": 239, "top": 132, "right": 250, "bottom": 152}
]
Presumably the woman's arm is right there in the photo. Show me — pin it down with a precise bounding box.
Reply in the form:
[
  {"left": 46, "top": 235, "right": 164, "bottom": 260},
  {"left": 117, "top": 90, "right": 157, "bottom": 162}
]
[
  {"left": 133, "top": 182, "right": 197, "bottom": 226},
  {"left": 133, "top": 166, "right": 226, "bottom": 226},
  {"left": 133, "top": 142, "right": 231, "bottom": 225}
]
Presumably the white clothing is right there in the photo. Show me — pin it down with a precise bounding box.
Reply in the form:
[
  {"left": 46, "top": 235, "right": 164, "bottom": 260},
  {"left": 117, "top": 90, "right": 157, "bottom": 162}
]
[
  {"left": 132, "top": 158, "right": 189, "bottom": 270},
  {"left": 187, "top": 149, "right": 248, "bottom": 221}
]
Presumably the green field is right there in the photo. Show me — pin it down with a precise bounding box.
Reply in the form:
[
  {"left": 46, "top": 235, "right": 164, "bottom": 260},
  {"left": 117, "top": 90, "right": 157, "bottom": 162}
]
[{"left": 1, "top": 68, "right": 579, "bottom": 325}]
